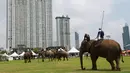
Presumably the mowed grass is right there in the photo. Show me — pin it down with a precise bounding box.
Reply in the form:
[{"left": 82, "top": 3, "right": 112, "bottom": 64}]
[{"left": 0, "top": 56, "right": 130, "bottom": 73}]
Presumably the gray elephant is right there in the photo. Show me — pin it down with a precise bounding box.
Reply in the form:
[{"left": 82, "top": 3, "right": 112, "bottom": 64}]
[
  {"left": 45, "top": 49, "right": 55, "bottom": 61},
  {"left": 56, "top": 48, "right": 69, "bottom": 61},
  {"left": 24, "top": 52, "right": 33, "bottom": 63},
  {"left": 80, "top": 34, "right": 124, "bottom": 71},
  {"left": 37, "top": 49, "right": 45, "bottom": 62}
]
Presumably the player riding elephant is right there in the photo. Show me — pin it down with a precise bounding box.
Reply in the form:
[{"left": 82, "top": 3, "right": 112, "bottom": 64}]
[{"left": 80, "top": 34, "right": 124, "bottom": 71}]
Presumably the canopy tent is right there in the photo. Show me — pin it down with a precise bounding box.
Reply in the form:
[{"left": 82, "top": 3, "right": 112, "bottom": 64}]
[
  {"left": 68, "top": 47, "right": 79, "bottom": 53},
  {"left": 19, "top": 52, "right": 25, "bottom": 56},
  {"left": 31, "top": 50, "right": 37, "bottom": 55},
  {"left": 2, "top": 53, "right": 9, "bottom": 57},
  {"left": 1, "top": 53, "right": 13, "bottom": 61},
  {"left": 9, "top": 52, "right": 20, "bottom": 57}
]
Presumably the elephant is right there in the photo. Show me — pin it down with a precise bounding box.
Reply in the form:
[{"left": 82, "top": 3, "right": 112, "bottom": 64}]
[
  {"left": 24, "top": 52, "right": 33, "bottom": 63},
  {"left": 56, "top": 48, "right": 69, "bottom": 61},
  {"left": 37, "top": 49, "right": 45, "bottom": 62},
  {"left": 45, "top": 49, "right": 55, "bottom": 61},
  {"left": 79, "top": 34, "right": 124, "bottom": 71}
]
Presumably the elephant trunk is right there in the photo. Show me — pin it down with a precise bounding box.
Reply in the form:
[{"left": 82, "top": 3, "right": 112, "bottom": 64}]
[{"left": 80, "top": 51, "right": 85, "bottom": 70}]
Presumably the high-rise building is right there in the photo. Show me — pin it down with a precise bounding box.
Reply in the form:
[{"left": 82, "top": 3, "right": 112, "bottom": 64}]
[
  {"left": 122, "top": 23, "right": 130, "bottom": 50},
  {"left": 6, "top": 0, "right": 52, "bottom": 50},
  {"left": 55, "top": 15, "right": 70, "bottom": 50},
  {"left": 75, "top": 32, "right": 79, "bottom": 50}
]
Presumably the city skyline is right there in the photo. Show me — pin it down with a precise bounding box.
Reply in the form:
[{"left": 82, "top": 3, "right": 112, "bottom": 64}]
[{"left": 0, "top": 0, "right": 130, "bottom": 49}]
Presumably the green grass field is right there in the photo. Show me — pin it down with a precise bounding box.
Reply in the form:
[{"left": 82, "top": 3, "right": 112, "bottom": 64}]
[{"left": 0, "top": 56, "right": 130, "bottom": 73}]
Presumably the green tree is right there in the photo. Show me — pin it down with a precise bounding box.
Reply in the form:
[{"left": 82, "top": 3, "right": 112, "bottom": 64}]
[
  {"left": 33, "top": 48, "right": 39, "bottom": 54},
  {"left": 0, "top": 50, "right": 7, "bottom": 54}
]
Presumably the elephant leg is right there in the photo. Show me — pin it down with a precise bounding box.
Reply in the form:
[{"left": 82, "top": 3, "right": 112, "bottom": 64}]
[
  {"left": 66, "top": 56, "right": 68, "bottom": 61},
  {"left": 58, "top": 56, "right": 61, "bottom": 61},
  {"left": 51, "top": 57, "right": 53, "bottom": 61},
  {"left": 37, "top": 56, "right": 39, "bottom": 62},
  {"left": 107, "top": 59, "right": 115, "bottom": 70},
  {"left": 42, "top": 56, "right": 44, "bottom": 62},
  {"left": 59, "top": 57, "right": 61, "bottom": 61},
  {"left": 91, "top": 56, "right": 98, "bottom": 70},
  {"left": 24, "top": 59, "right": 27, "bottom": 63},
  {"left": 63, "top": 57, "right": 65, "bottom": 61},
  {"left": 115, "top": 58, "right": 121, "bottom": 71},
  {"left": 49, "top": 56, "right": 51, "bottom": 61},
  {"left": 29, "top": 57, "right": 31, "bottom": 63}
]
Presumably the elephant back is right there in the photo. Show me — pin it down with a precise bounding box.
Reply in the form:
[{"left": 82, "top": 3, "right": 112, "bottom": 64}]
[
  {"left": 57, "top": 48, "right": 68, "bottom": 56},
  {"left": 93, "top": 39, "right": 122, "bottom": 57},
  {"left": 45, "top": 50, "right": 54, "bottom": 57},
  {"left": 99, "top": 39, "right": 121, "bottom": 49}
]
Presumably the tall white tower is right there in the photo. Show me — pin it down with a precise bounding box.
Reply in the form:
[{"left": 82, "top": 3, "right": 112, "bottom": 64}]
[
  {"left": 6, "top": 0, "right": 53, "bottom": 50},
  {"left": 55, "top": 15, "right": 70, "bottom": 50}
]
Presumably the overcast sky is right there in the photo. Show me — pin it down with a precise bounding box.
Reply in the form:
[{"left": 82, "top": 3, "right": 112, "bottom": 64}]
[{"left": 0, "top": 0, "right": 130, "bottom": 49}]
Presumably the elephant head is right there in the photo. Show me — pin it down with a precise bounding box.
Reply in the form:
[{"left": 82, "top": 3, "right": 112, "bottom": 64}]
[{"left": 79, "top": 34, "right": 92, "bottom": 70}]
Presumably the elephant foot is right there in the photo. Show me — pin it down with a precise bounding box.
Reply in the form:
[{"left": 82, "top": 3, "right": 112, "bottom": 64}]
[
  {"left": 116, "top": 68, "right": 121, "bottom": 71},
  {"left": 42, "top": 60, "right": 44, "bottom": 62},
  {"left": 92, "top": 67, "right": 97, "bottom": 70},
  {"left": 81, "top": 68, "right": 86, "bottom": 70},
  {"left": 111, "top": 67, "right": 116, "bottom": 71},
  {"left": 24, "top": 61, "right": 27, "bottom": 63}
]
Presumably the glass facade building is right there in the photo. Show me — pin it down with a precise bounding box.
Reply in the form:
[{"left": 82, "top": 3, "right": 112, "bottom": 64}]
[
  {"left": 6, "top": 0, "right": 53, "bottom": 50},
  {"left": 55, "top": 15, "right": 70, "bottom": 50},
  {"left": 122, "top": 23, "right": 130, "bottom": 50},
  {"left": 75, "top": 32, "right": 79, "bottom": 50}
]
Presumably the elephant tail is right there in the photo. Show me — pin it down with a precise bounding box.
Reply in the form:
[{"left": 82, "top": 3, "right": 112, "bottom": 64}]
[
  {"left": 121, "top": 54, "right": 124, "bottom": 63},
  {"left": 118, "top": 43, "right": 124, "bottom": 63}
]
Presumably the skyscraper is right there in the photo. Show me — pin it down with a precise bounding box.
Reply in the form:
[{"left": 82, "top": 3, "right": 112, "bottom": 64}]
[
  {"left": 122, "top": 23, "right": 130, "bottom": 50},
  {"left": 55, "top": 15, "right": 70, "bottom": 50},
  {"left": 6, "top": 0, "right": 52, "bottom": 50},
  {"left": 75, "top": 32, "right": 79, "bottom": 50}
]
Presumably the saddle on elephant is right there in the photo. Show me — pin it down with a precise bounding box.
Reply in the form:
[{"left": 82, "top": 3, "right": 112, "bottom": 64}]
[{"left": 95, "top": 39, "right": 104, "bottom": 47}]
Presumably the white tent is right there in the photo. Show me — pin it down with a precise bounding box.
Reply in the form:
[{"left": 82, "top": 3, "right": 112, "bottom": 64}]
[
  {"left": 31, "top": 50, "right": 37, "bottom": 55},
  {"left": 68, "top": 47, "right": 79, "bottom": 53},
  {"left": 19, "top": 52, "right": 25, "bottom": 56},
  {"left": 10, "top": 52, "right": 20, "bottom": 57},
  {"left": 2, "top": 53, "right": 9, "bottom": 57},
  {"left": 2, "top": 53, "right": 13, "bottom": 61}
]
